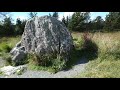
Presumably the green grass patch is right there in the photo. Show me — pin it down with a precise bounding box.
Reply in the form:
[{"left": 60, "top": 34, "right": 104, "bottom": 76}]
[
  {"left": 28, "top": 64, "right": 56, "bottom": 73},
  {"left": 0, "top": 36, "right": 21, "bottom": 50},
  {"left": 0, "top": 52, "right": 12, "bottom": 66},
  {"left": 0, "top": 36, "right": 21, "bottom": 66},
  {"left": 75, "top": 56, "right": 120, "bottom": 78},
  {"left": 74, "top": 31, "right": 120, "bottom": 78},
  {"left": 27, "top": 53, "right": 67, "bottom": 73},
  {"left": 0, "top": 71, "right": 3, "bottom": 76},
  {"left": 0, "top": 43, "right": 12, "bottom": 53}
]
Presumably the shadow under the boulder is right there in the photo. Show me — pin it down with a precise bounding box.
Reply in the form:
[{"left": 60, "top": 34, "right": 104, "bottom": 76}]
[{"left": 63, "top": 40, "right": 98, "bottom": 71}]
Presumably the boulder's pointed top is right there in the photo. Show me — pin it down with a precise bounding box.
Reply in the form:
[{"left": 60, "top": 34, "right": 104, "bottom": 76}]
[{"left": 28, "top": 15, "right": 59, "bottom": 22}]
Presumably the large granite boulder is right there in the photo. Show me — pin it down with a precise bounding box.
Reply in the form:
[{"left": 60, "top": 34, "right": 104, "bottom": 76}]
[{"left": 10, "top": 16, "right": 73, "bottom": 65}]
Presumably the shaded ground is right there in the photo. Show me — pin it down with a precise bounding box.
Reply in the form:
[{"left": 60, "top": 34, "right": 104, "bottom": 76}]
[
  {"left": 0, "top": 57, "right": 88, "bottom": 78},
  {"left": 0, "top": 57, "right": 6, "bottom": 68}
]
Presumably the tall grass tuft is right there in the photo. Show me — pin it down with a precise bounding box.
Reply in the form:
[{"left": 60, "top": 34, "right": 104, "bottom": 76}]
[
  {"left": 74, "top": 31, "right": 120, "bottom": 78},
  {"left": 82, "top": 32, "right": 98, "bottom": 60},
  {"left": 27, "top": 53, "right": 67, "bottom": 73}
]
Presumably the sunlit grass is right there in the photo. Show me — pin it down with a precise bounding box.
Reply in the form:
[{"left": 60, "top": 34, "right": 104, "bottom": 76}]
[
  {"left": 0, "top": 36, "right": 21, "bottom": 65},
  {"left": 0, "top": 31, "right": 120, "bottom": 77},
  {"left": 73, "top": 31, "right": 120, "bottom": 78}
]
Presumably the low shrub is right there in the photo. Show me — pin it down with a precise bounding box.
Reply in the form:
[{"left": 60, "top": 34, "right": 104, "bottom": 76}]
[
  {"left": 51, "top": 57, "right": 66, "bottom": 72},
  {"left": 28, "top": 53, "right": 67, "bottom": 73},
  {"left": 28, "top": 53, "right": 56, "bottom": 66},
  {"left": 81, "top": 32, "right": 98, "bottom": 60}
]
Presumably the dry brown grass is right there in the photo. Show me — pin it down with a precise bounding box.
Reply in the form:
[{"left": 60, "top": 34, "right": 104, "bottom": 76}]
[{"left": 72, "top": 31, "right": 120, "bottom": 78}]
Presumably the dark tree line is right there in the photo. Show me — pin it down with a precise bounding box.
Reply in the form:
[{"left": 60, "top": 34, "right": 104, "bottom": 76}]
[
  {"left": 0, "top": 17, "right": 26, "bottom": 36},
  {"left": 0, "top": 12, "right": 27, "bottom": 36},
  {"left": 0, "top": 12, "right": 59, "bottom": 36},
  {"left": 62, "top": 12, "right": 120, "bottom": 32},
  {"left": 0, "top": 12, "right": 120, "bottom": 37}
]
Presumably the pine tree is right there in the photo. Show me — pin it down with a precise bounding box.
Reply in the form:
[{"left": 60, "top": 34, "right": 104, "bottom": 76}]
[
  {"left": 0, "top": 24, "right": 3, "bottom": 35},
  {"left": 29, "top": 12, "right": 37, "bottom": 19},
  {"left": 15, "top": 18, "right": 23, "bottom": 35},
  {"left": 66, "top": 16, "right": 69, "bottom": 27},
  {"left": 0, "top": 12, "right": 10, "bottom": 19},
  {"left": 49, "top": 13, "right": 51, "bottom": 17},
  {"left": 2, "top": 17, "right": 14, "bottom": 36},
  {"left": 62, "top": 16, "right": 66, "bottom": 26},
  {"left": 21, "top": 20, "right": 26, "bottom": 32},
  {"left": 52, "top": 12, "right": 59, "bottom": 19},
  {"left": 92, "top": 16, "right": 104, "bottom": 31},
  {"left": 68, "top": 13, "right": 75, "bottom": 31},
  {"left": 68, "top": 12, "right": 90, "bottom": 32},
  {"left": 104, "top": 12, "right": 120, "bottom": 31}
]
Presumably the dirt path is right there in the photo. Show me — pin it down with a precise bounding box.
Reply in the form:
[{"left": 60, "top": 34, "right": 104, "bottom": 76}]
[{"left": 0, "top": 57, "right": 88, "bottom": 78}]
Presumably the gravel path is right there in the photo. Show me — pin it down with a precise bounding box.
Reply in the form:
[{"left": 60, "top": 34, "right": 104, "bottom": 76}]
[{"left": 0, "top": 57, "right": 88, "bottom": 78}]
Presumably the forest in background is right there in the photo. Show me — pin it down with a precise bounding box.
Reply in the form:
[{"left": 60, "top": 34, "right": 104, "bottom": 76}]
[
  {"left": 0, "top": 12, "right": 120, "bottom": 37},
  {"left": 0, "top": 12, "right": 120, "bottom": 77}
]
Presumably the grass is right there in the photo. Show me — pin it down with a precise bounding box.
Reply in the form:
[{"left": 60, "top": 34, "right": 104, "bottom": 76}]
[
  {"left": 0, "top": 32, "right": 99, "bottom": 74},
  {"left": 0, "top": 35, "right": 75, "bottom": 73},
  {"left": 27, "top": 50, "right": 83, "bottom": 73},
  {"left": 0, "top": 36, "right": 21, "bottom": 49},
  {"left": 73, "top": 31, "right": 120, "bottom": 78},
  {"left": 1, "top": 31, "right": 120, "bottom": 77},
  {"left": 76, "top": 57, "right": 120, "bottom": 78},
  {"left": 0, "top": 36, "right": 21, "bottom": 53},
  {"left": 27, "top": 53, "right": 68, "bottom": 73},
  {"left": 0, "top": 71, "right": 3, "bottom": 76},
  {"left": 0, "top": 36, "right": 21, "bottom": 66},
  {"left": 28, "top": 64, "right": 56, "bottom": 73}
]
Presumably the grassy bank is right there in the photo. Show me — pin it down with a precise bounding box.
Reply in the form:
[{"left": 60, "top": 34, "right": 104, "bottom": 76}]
[
  {"left": 0, "top": 36, "right": 21, "bottom": 65},
  {"left": 0, "top": 36, "right": 21, "bottom": 52},
  {"left": 73, "top": 31, "right": 120, "bottom": 78}
]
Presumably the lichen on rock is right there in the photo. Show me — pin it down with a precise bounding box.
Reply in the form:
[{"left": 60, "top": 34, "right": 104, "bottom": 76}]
[{"left": 10, "top": 15, "right": 74, "bottom": 65}]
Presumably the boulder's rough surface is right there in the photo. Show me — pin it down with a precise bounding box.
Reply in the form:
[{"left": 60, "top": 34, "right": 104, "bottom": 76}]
[
  {"left": 10, "top": 16, "right": 73, "bottom": 65},
  {"left": 10, "top": 41, "right": 27, "bottom": 65}
]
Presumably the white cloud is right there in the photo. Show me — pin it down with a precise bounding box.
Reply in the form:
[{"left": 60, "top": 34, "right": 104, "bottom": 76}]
[
  {"left": 12, "top": 15, "right": 27, "bottom": 24},
  {"left": 15, "top": 16, "right": 27, "bottom": 20},
  {"left": 59, "top": 12, "right": 74, "bottom": 21}
]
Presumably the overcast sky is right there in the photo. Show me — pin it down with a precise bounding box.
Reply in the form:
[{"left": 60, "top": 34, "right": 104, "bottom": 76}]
[{"left": 10, "top": 12, "right": 109, "bottom": 23}]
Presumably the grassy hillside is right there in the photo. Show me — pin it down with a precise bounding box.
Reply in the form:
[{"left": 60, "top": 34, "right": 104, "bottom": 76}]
[{"left": 72, "top": 31, "right": 120, "bottom": 78}]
